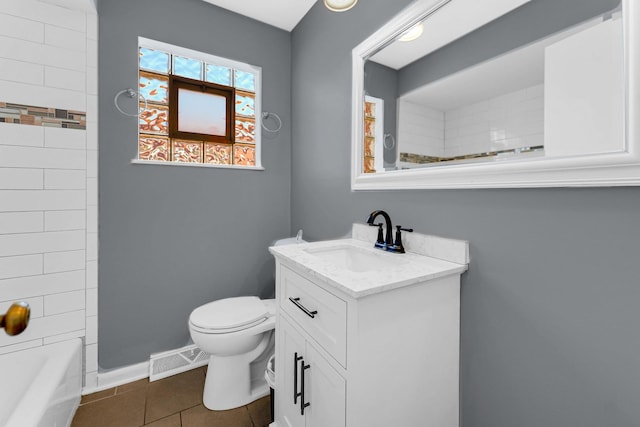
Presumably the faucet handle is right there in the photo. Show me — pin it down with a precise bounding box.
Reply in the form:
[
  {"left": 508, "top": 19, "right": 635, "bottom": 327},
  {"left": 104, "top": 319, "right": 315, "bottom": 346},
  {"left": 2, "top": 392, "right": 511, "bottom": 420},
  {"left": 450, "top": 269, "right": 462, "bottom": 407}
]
[
  {"left": 389, "top": 225, "right": 413, "bottom": 253},
  {"left": 371, "top": 223, "right": 386, "bottom": 248}
]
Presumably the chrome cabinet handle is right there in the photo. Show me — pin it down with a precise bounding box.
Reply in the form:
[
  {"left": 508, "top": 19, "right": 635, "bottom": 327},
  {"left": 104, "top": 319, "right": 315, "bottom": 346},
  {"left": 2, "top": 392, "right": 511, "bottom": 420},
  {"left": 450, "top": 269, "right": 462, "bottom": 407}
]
[
  {"left": 300, "top": 359, "right": 310, "bottom": 416},
  {"left": 293, "top": 352, "right": 303, "bottom": 404},
  {"left": 289, "top": 297, "right": 318, "bottom": 319}
]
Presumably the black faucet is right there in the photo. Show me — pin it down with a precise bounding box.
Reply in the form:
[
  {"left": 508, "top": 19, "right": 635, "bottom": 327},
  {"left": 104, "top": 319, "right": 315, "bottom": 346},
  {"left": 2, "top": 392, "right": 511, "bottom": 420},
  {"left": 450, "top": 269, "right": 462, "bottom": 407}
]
[{"left": 366, "top": 210, "right": 394, "bottom": 249}]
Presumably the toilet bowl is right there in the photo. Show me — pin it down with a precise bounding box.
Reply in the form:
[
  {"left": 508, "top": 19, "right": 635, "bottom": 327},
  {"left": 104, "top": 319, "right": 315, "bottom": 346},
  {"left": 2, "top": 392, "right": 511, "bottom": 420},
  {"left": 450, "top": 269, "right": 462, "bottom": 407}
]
[
  {"left": 188, "top": 232, "right": 306, "bottom": 410},
  {"left": 189, "top": 296, "right": 276, "bottom": 410}
]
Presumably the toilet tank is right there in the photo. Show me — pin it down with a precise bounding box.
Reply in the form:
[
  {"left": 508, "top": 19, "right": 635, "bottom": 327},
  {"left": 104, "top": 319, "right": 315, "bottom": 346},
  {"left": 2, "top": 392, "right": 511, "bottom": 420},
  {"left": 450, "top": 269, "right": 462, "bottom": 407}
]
[{"left": 272, "top": 230, "right": 306, "bottom": 246}]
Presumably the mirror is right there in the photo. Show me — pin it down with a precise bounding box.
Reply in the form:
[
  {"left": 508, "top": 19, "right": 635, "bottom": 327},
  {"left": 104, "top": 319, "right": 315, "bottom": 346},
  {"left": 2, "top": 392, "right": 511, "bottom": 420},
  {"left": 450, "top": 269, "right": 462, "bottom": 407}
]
[{"left": 351, "top": 0, "right": 640, "bottom": 189}]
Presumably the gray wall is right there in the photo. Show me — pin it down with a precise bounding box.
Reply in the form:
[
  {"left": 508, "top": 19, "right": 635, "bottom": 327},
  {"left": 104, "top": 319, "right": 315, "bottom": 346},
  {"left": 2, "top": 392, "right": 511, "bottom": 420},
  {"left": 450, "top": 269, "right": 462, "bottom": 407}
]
[
  {"left": 291, "top": 1, "right": 639, "bottom": 426},
  {"left": 363, "top": 61, "right": 397, "bottom": 167},
  {"left": 98, "top": 0, "right": 291, "bottom": 369}
]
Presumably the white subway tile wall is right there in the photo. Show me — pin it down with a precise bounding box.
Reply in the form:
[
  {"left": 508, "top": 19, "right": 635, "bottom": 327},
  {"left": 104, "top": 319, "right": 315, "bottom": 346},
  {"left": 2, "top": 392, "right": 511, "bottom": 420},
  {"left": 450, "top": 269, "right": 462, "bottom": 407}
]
[
  {"left": 45, "top": 210, "right": 86, "bottom": 232},
  {"left": 0, "top": 190, "right": 86, "bottom": 211},
  {"left": 0, "top": 80, "right": 86, "bottom": 111},
  {"left": 0, "top": 168, "right": 44, "bottom": 189},
  {"left": 86, "top": 260, "right": 97, "bottom": 288},
  {"left": 85, "top": 342, "right": 98, "bottom": 372},
  {"left": 45, "top": 25, "right": 87, "bottom": 52},
  {"left": 0, "top": 254, "right": 43, "bottom": 280},
  {"left": 44, "top": 250, "right": 86, "bottom": 274},
  {"left": 444, "top": 84, "right": 544, "bottom": 158},
  {"left": 398, "top": 84, "right": 544, "bottom": 160},
  {"left": 0, "top": 230, "right": 85, "bottom": 257},
  {"left": 43, "top": 328, "right": 86, "bottom": 345},
  {"left": 0, "top": 0, "right": 98, "bottom": 389},
  {"left": 0, "top": 339, "right": 43, "bottom": 355},
  {"left": 45, "top": 66, "right": 86, "bottom": 91},
  {"left": 44, "top": 169, "right": 87, "bottom": 190},
  {"left": 0, "top": 14, "right": 45, "bottom": 43},
  {"left": 0, "top": 145, "right": 86, "bottom": 169},
  {"left": 0, "top": 212, "right": 44, "bottom": 234},
  {"left": 398, "top": 100, "right": 445, "bottom": 157},
  {"left": 0, "top": 57, "right": 45, "bottom": 85},
  {"left": 0, "top": 122, "right": 44, "bottom": 146},
  {"left": 85, "top": 312, "right": 97, "bottom": 343},
  {"left": 0, "top": 270, "right": 85, "bottom": 301},
  {"left": 84, "top": 13, "right": 99, "bottom": 387},
  {"left": 45, "top": 128, "right": 87, "bottom": 150},
  {"left": 44, "top": 289, "right": 86, "bottom": 316}
]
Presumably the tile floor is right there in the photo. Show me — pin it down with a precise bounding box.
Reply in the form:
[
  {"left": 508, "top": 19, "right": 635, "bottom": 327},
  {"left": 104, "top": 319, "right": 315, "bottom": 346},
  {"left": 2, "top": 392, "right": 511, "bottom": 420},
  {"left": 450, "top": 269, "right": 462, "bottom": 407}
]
[{"left": 71, "top": 367, "right": 271, "bottom": 427}]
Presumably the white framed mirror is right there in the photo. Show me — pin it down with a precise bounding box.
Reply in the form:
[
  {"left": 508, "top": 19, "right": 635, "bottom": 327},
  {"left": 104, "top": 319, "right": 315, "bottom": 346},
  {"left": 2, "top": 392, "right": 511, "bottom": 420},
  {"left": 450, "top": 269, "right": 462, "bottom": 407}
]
[{"left": 351, "top": 0, "right": 640, "bottom": 189}]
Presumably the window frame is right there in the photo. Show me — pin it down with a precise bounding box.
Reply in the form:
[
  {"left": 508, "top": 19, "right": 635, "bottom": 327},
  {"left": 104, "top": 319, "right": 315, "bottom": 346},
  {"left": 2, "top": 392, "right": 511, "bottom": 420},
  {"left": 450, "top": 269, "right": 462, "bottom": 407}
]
[
  {"left": 134, "top": 37, "right": 264, "bottom": 170},
  {"left": 169, "top": 75, "right": 235, "bottom": 143}
]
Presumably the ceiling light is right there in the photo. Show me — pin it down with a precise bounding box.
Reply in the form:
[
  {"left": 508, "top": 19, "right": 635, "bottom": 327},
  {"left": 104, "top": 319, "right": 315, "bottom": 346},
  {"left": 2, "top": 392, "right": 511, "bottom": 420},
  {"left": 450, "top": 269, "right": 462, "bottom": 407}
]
[
  {"left": 398, "top": 22, "right": 424, "bottom": 42},
  {"left": 324, "top": 0, "right": 358, "bottom": 12}
]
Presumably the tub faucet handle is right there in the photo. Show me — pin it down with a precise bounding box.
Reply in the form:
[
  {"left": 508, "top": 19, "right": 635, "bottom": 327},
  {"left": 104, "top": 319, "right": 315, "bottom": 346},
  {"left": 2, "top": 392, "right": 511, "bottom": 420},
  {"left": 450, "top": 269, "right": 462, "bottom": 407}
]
[{"left": 0, "top": 302, "right": 30, "bottom": 336}]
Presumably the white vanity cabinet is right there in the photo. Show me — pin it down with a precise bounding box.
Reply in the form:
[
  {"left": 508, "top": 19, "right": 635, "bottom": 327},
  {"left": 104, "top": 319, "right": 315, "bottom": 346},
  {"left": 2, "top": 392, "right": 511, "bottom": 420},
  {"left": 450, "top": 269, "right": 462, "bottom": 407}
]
[
  {"left": 279, "top": 314, "right": 346, "bottom": 427},
  {"left": 277, "top": 265, "right": 347, "bottom": 427},
  {"left": 270, "top": 229, "right": 469, "bottom": 427}
]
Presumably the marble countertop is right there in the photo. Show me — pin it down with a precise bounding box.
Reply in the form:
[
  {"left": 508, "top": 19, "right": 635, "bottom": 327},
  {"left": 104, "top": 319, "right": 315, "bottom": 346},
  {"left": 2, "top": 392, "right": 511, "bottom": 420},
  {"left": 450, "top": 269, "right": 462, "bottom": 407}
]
[{"left": 269, "top": 227, "right": 468, "bottom": 298}]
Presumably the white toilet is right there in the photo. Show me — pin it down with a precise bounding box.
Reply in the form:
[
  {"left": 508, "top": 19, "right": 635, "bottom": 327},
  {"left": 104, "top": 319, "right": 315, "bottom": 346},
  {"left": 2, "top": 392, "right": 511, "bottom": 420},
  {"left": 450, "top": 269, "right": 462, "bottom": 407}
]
[
  {"left": 189, "top": 296, "right": 276, "bottom": 410},
  {"left": 188, "top": 233, "right": 305, "bottom": 411}
]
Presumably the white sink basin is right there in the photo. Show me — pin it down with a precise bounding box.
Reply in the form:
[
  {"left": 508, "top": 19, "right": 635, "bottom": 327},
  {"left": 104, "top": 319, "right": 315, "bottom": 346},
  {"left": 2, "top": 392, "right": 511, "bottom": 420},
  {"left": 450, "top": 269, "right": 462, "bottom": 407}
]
[{"left": 304, "top": 245, "right": 399, "bottom": 273}]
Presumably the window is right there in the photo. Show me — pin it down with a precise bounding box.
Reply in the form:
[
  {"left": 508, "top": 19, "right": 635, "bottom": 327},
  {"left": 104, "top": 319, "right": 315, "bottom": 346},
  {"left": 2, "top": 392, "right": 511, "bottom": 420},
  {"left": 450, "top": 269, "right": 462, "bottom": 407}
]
[
  {"left": 169, "top": 76, "right": 234, "bottom": 142},
  {"left": 137, "top": 38, "right": 261, "bottom": 168}
]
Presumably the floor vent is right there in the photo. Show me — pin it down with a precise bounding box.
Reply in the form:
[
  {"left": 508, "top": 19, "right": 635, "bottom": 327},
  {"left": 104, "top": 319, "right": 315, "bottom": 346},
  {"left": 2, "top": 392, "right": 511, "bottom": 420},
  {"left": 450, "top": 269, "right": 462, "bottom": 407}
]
[{"left": 149, "top": 344, "right": 209, "bottom": 382}]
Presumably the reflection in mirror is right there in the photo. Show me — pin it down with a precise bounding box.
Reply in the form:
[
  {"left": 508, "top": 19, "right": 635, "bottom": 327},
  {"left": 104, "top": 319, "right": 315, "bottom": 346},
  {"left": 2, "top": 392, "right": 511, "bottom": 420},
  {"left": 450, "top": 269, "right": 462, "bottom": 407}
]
[
  {"left": 362, "top": 0, "right": 624, "bottom": 173},
  {"left": 363, "top": 96, "right": 384, "bottom": 173}
]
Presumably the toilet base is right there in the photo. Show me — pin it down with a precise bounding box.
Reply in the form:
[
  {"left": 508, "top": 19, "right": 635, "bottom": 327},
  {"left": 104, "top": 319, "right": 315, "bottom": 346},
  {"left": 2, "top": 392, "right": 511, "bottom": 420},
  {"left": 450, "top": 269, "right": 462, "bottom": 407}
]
[{"left": 202, "top": 354, "right": 270, "bottom": 410}]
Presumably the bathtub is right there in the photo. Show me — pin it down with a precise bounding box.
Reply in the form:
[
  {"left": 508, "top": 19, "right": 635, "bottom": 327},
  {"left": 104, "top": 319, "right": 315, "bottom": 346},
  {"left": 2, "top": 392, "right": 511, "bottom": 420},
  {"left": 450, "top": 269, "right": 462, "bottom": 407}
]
[{"left": 0, "top": 338, "right": 82, "bottom": 427}]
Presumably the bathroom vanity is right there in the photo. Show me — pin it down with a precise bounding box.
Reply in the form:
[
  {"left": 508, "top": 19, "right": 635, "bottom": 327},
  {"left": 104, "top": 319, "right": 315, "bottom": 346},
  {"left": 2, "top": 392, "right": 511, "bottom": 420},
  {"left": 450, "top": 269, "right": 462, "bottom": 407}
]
[{"left": 269, "top": 224, "right": 469, "bottom": 427}]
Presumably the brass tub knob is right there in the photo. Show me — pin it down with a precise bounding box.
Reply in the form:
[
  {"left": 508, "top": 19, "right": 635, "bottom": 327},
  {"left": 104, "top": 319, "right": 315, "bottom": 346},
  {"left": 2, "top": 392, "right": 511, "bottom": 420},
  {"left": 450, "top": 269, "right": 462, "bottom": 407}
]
[{"left": 0, "top": 302, "right": 31, "bottom": 336}]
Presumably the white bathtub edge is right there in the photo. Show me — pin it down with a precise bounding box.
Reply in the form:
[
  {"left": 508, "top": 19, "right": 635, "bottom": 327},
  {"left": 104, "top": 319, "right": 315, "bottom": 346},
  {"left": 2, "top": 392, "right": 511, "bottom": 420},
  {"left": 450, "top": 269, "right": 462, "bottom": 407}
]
[{"left": 4, "top": 338, "right": 82, "bottom": 427}]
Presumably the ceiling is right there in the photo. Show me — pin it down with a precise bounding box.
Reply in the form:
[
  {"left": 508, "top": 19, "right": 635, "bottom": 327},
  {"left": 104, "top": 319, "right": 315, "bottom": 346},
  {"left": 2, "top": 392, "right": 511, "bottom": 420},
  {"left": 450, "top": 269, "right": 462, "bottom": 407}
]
[
  {"left": 401, "top": 38, "right": 544, "bottom": 111},
  {"left": 401, "top": 15, "right": 601, "bottom": 111},
  {"left": 201, "top": 0, "right": 318, "bottom": 31},
  {"left": 369, "top": 0, "right": 531, "bottom": 70}
]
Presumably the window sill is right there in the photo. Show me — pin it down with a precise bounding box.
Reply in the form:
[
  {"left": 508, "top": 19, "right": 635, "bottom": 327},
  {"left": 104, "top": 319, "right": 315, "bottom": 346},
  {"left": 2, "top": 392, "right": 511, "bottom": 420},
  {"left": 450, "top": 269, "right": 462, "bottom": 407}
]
[{"left": 131, "top": 159, "right": 265, "bottom": 171}]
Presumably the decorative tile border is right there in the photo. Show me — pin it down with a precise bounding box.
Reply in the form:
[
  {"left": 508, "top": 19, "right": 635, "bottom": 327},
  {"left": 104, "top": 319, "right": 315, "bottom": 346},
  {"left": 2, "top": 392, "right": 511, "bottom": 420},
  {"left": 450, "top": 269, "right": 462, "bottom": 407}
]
[
  {"left": 0, "top": 102, "right": 86, "bottom": 129},
  {"left": 400, "top": 145, "right": 544, "bottom": 164}
]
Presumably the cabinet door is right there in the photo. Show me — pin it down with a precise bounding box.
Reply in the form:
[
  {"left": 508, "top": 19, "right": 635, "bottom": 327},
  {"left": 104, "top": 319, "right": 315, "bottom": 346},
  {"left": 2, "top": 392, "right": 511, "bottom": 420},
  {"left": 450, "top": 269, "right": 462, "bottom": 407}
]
[
  {"left": 278, "top": 316, "right": 306, "bottom": 427},
  {"left": 305, "top": 343, "right": 346, "bottom": 427}
]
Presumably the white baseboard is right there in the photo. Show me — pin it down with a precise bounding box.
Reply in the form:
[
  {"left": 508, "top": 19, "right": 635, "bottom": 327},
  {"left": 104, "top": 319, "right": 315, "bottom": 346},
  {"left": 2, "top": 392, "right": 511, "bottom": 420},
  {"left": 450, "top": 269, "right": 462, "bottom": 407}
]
[{"left": 82, "top": 360, "right": 149, "bottom": 395}]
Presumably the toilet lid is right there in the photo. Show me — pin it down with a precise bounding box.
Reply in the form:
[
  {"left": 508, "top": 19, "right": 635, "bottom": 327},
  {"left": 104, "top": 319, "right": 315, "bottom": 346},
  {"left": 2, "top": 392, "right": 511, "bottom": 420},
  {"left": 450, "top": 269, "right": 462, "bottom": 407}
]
[{"left": 189, "top": 296, "right": 269, "bottom": 331}]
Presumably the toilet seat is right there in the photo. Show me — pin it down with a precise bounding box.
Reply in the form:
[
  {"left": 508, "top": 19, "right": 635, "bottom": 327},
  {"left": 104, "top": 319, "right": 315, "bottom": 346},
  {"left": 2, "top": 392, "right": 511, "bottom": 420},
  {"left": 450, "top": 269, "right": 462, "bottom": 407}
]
[
  {"left": 190, "top": 317, "right": 267, "bottom": 334},
  {"left": 189, "top": 296, "right": 270, "bottom": 334}
]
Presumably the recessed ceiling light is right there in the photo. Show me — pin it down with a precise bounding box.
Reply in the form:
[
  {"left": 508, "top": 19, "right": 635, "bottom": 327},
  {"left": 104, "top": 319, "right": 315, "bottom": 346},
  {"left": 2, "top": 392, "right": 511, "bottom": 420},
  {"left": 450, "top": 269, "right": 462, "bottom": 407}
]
[
  {"left": 323, "top": 0, "right": 358, "bottom": 12},
  {"left": 398, "top": 22, "right": 424, "bottom": 42}
]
